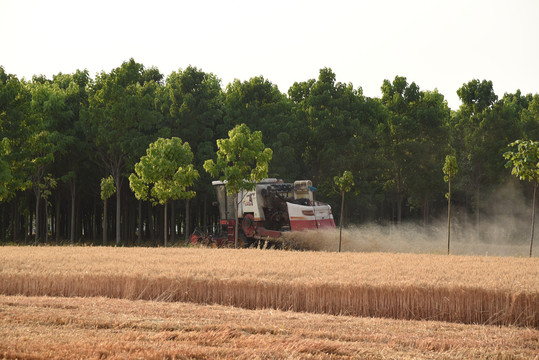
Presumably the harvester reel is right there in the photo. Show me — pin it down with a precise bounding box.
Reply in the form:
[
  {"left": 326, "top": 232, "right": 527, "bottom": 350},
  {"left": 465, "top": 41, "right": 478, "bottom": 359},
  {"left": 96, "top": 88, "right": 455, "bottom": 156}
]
[{"left": 190, "top": 228, "right": 212, "bottom": 247}]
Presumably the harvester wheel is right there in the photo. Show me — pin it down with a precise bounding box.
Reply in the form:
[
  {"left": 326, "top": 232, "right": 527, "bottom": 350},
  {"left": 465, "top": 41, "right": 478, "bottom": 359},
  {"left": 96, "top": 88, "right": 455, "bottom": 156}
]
[{"left": 241, "top": 214, "right": 256, "bottom": 237}]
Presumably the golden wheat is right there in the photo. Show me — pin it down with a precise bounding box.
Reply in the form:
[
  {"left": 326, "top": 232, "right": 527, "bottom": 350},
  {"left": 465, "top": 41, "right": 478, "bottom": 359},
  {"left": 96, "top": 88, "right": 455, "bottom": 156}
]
[
  {"left": 2, "top": 295, "right": 537, "bottom": 359},
  {"left": 0, "top": 247, "right": 537, "bottom": 327}
]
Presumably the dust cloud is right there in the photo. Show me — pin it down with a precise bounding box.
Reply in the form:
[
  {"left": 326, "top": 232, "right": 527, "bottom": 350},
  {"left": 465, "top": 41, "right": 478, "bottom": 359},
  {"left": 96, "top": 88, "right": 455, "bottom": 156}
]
[{"left": 280, "top": 182, "right": 536, "bottom": 257}]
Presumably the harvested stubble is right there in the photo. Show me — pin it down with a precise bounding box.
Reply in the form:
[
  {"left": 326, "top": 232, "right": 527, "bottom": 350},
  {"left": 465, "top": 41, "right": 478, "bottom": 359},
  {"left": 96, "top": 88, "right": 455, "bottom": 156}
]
[
  {"left": 0, "top": 247, "right": 537, "bottom": 327},
  {"left": 2, "top": 295, "right": 538, "bottom": 360}
]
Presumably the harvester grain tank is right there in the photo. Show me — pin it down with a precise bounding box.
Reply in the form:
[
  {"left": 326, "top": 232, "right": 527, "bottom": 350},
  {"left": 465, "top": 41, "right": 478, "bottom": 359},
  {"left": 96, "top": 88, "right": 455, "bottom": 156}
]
[{"left": 190, "top": 178, "right": 335, "bottom": 247}]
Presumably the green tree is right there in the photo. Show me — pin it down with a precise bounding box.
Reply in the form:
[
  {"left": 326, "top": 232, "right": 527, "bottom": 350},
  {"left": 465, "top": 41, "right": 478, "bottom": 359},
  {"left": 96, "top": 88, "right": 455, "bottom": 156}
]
[
  {"left": 379, "top": 76, "right": 442, "bottom": 223},
  {"left": 163, "top": 66, "right": 222, "bottom": 240},
  {"left": 503, "top": 140, "right": 539, "bottom": 257},
  {"left": 0, "top": 68, "right": 32, "bottom": 242},
  {"left": 443, "top": 155, "right": 458, "bottom": 254},
  {"left": 521, "top": 94, "right": 539, "bottom": 140},
  {"left": 100, "top": 175, "right": 116, "bottom": 246},
  {"left": 203, "top": 124, "right": 272, "bottom": 248},
  {"left": 453, "top": 80, "right": 521, "bottom": 232},
  {"left": 334, "top": 170, "right": 354, "bottom": 252},
  {"left": 129, "top": 137, "right": 199, "bottom": 247},
  {"left": 288, "top": 68, "right": 366, "bottom": 184},
  {"left": 224, "top": 76, "right": 295, "bottom": 180},
  {"left": 87, "top": 59, "right": 163, "bottom": 246},
  {"left": 50, "top": 70, "right": 90, "bottom": 243},
  {"left": 28, "top": 77, "right": 72, "bottom": 244},
  {"left": 0, "top": 138, "right": 12, "bottom": 201}
]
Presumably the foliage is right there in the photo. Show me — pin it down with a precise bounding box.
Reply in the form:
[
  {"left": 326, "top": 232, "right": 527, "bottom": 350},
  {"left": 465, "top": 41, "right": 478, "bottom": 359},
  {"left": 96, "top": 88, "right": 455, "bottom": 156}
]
[
  {"left": 503, "top": 139, "right": 539, "bottom": 257},
  {"left": 129, "top": 137, "right": 199, "bottom": 205},
  {"left": 334, "top": 170, "right": 355, "bottom": 193},
  {"left": 203, "top": 124, "right": 273, "bottom": 195},
  {"left": 503, "top": 140, "right": 539, "bottom": 182},
  {"left": 100, "top": 175, "right": 116, "bottom": 201},
  {"left": 443, "top": 155, "right": 459, "bottom": 194},
  {"left": 0, "top": 60, "right": 538, "bottom": 245}
]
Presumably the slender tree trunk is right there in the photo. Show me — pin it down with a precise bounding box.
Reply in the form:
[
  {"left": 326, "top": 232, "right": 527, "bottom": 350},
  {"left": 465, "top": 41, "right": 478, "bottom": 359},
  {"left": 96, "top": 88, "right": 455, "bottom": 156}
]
[
  {"left": 170, "top": 200, "right": 175, "bottom": 244},
  {"left": 148, "top": 204, "right": 155, "bottom": 246},
  {"left": 115, "top": 174, "right": 121, "bottom": 246},
  {"left": 530, "top": 181, "right": 536, "bottom": 258},
  {"left": 339, "top": 191, "right": 344, "bottom": 252},
  {"left": 103, "top": 198, "right": 108, "bottom": 246},
  {"left": 234, "top": 197, "right": 239, "bottom": 249},
  {"left": 34, "top": 188, "right": 40, "bottom": 246},
  {"left": 44, "top": 200, "right": 49, "bottom": 244},
  {"left": 423, "top": 196, "right": 429, "bottom": 226},
  {"left": 475, "top": 184, "right": 480, "bottom": 240},
  {"left": 70, "top": 182, "right": 76, "bottom": 244},
  {"left": 203, "top": 193, "right": 207, "bottom": 233},
  {"left": 184, "top": 198, "right": 190, "bottom": 242},
  {"left": 138, "top": 199, "right": 142, "bottom": 246},
  {"left": 396, "top": 168, "right": 403, "bottom": 224},
  {"left": 55, "top": 192, "right": 61, "bottom": 241},
  {"left": 13, "top": 196, "right": 19, "bottom": 242},
  {"left": 396, "top": 194, "right": 403, "bottom": 224},
  {"left": 92, "top": 202, "right": 96, "bottom": 243},
  {"left": 164, "top": 201, "right": 168, "bottom": 247},
  {"left": 28, "top": 209, "right": 32, "bottom": 245},
  {"left": 447, "top": 175, "right": 451, "bottom": 255}
]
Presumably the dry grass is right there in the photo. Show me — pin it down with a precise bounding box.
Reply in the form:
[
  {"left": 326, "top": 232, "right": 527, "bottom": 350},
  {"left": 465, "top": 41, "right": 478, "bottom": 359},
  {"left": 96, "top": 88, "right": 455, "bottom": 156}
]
[
  {"left": 1, "top": 295, "right": 537, "bottom": 360},
  {"left": 0, "top": 246, "right": 537, "bottom": 327}
]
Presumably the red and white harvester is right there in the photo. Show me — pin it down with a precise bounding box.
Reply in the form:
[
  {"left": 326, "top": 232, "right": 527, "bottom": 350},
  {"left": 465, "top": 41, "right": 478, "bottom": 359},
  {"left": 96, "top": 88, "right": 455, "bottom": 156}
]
[{"left": 190, "top": 178, "right": 336, "bottom": 247}]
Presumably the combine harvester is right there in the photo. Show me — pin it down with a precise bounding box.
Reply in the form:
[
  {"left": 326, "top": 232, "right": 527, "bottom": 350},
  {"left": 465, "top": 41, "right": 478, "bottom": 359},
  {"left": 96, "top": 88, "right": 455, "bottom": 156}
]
[{"left": 190, "top": 178, "right": 336, "bottom": 248}]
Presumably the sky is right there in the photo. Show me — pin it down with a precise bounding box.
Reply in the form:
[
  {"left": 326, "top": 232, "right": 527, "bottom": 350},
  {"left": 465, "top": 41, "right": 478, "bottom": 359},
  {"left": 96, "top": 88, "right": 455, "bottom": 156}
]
[{"left": 1, "top": 0, "right": 538, "bottom": 110}]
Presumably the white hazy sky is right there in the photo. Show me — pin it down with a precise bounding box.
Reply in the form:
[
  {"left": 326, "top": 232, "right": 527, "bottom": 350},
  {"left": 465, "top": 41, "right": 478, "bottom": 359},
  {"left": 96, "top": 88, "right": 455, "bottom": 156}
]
[{"left": 1, "top": 0, "right": 538, "bottom": 110}]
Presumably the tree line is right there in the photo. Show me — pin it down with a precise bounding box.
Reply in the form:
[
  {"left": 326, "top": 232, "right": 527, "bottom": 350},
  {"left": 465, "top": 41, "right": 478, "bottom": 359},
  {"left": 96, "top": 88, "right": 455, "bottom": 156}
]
[{"left": 0, "top": 58, "right": 538, "bottom": 246}]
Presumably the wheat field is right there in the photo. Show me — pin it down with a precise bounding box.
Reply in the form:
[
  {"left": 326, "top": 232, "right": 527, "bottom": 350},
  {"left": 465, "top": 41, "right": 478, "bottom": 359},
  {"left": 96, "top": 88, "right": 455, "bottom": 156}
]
[
  {"left": 2, "top": 295, "right": 537, "bottom": 359},
  {"left": 1, "top": 246, "right": 537, "bottom": 327}
]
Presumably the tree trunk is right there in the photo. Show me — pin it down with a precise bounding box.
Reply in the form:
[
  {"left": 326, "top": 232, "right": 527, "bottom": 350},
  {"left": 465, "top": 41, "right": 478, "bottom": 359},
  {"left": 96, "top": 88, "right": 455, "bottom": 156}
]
[
  {"left": 339, "top": 191, "right": 344, "bottom": 252},
  {"left": 13, "top": 196, "right": 19, "bottom": 242},
  {"left": 55, "top": 192, "right": 61, "bottom": 241},
  {"left": 475, "top": 184, "right": 480, "bottom": 240},
  {"left": 164, "top": 201, "right": 168, "bottom": 248},
  {"left": 447, "top": 175, "right": 451, "bottom": 255},
  {"left": 115, "top": 174, "right": 121, "bottom": 246},
  {"left": 203, "top": 193, "right": 207, "bottom": 233},
  {"left": 103, "top": 198, "right": 108, "bottom": 246},
  {"left": 396, "top": 168, "right": 403, "bottom": 224},
  {"left": 44, "top": 199, "right": 49, "bottom": 244},
  {"left": 148, "top": 204, "right": 155, "bottom": 246},
  {"left": 170, "top": 200, "right": 175, "bottom": 244},
  {"left": 27, "top": 209, "right": 32, "bottom": 245},
  {"left": 138, "top": 199, "right": 142, "bottom": 246},
  {"left": 396, "top": 194, "right": 403, "bottom": 224},
  {"left": 234, "top": 197, "right": 239, "bottom": 249},
  {"left": 530, "top": 181, "right": 536, "bottom": 258},
  {"left": 70, "top": 181, "right": 76, "bottom": 244},
  {"left": 184, "top": 198, "right": 190, "bottom": 242},
  {"left": 34, "top": 188, "right": 40, "bottom": 246}
]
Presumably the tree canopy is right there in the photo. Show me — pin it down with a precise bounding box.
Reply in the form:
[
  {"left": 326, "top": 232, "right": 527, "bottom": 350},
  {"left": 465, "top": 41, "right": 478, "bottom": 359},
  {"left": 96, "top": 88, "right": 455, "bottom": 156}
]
[{"left": 0, "top": 61, "right": 537, "bottom": 249}]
